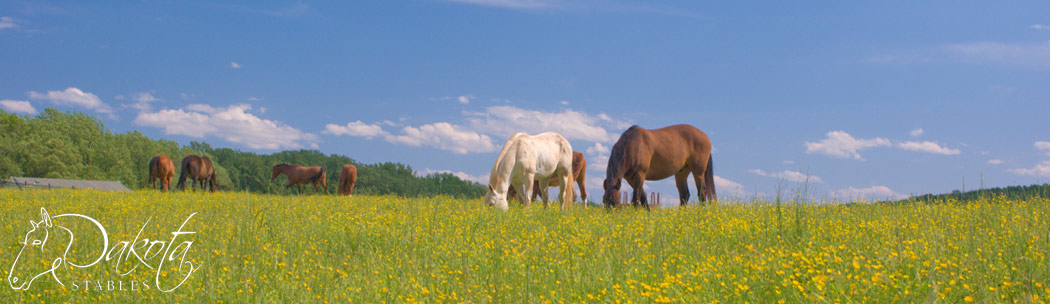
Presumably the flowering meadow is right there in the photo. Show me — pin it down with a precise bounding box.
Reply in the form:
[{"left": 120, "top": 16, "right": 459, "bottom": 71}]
[{"left": 1, "top": 189, "right": 1048, "bottom": 303}]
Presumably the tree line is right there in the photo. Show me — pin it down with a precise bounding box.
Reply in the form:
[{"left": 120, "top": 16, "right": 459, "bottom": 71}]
[{"left": 0, "top": 108, "right": 485, "bottom": 198}]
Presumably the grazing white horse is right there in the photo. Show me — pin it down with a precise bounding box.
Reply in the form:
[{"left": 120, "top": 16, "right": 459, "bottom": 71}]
[{"left": 484, "top": 132, "right": 575, "bottom": 211}]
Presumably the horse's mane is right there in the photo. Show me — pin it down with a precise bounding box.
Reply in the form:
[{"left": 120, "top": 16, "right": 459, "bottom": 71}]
[{"left": 488, "top": 133, "right": 526, "bottom": 188}]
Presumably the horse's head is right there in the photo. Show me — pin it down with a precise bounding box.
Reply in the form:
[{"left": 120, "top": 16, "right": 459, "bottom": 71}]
[
  {"left": 602, "top": 178, "right": 621, "bottom": 206},
  {"left": 271, "top": 164, "right": 284, "bottom": 181},
  {"left": 483, "top": 184, "right": 509, "bottom": 211},
  {"left": 9, "top": 208, "right": 58, "bottom": 290}
]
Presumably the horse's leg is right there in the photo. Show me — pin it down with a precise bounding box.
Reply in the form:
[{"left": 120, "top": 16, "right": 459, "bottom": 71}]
[
  {"left": 525, "top": 173, "right": 540, "bottom": 207},
  {"left": 514, "top": 182, "right": 529, "bottom": 207},
  {"left": 560, "top": 173, "right": 572, "bottom": 208},
  {"left": 576, "top": 176, "right": 586, "bottom": 203},
  {"left": 691, "top": 164, "right": 707, "bottom": 204},
  {"left": 675, "top": 169, "right": 691, "bottom": 206},
  {"left": 630, "top": 173, "right": 649, "bottom": 210},
  {"left": 537, "top": 178, "right": 551, "bottom": 205},
  {"left": 297, "top": 184, "right": 303, "bottom": 195}
]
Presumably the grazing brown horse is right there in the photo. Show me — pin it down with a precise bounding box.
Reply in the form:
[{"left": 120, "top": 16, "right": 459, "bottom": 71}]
[
  {"left": 602, "top": 124, "right": 715, "bottom": 209},
  {"left": 177, "top": 155, "right": 217, "bottom": 192},
  {"left": 271, "top": 164, "right": 327, "bottom": 194},
  {"left": 337, "top": 164, "right": 357, "bottom": 196},
  {"left": 508, "top": 151, "right": 588, "bottom": 202},
  {"left": 147, "top": 155, "right": 175, "bottom": 191}
]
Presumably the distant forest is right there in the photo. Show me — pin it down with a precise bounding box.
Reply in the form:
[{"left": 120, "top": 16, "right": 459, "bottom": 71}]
[
  {"left": 891, "top": 183, "right": 1050, "bottom": 204},
  {"left": 0, "top": 108, "right": 486, "bottom": 198}
]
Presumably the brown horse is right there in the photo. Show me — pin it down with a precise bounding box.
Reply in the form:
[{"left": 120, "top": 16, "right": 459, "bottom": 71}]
[
  {"left": 337, "top": 164, "right": 357, "bottom": 196},
  {"left": 177, "top": 155, "right": 217, "bottom": 192},
  {"left": 272, "top": 164, "right": 327, "bottom": 194},
  {"left": 147, "top": 155, "right": 175, "bottom": 191},
  {"left": 508, "top": 151, "right": 588, "bottom": 202},
  {"left": 602, "top": 124, "right": 715, "bottom": 209}
]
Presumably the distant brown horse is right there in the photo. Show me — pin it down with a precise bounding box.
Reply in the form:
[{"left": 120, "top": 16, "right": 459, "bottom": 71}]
[
  {"left": 602, "top": 124, "right": 715, "bottom": 209},
  {"left": 508, "top": 151, "right": 588, "bottom": 202},
  {"left": 272, "top": 164, "right": 327, "bottom": 194},
  {"left": 337, "top": 164, "right": 357, "bottom": 196},
  {"left": 147, "top": 155, "right": 175, "bottom": 191},
  {"left": 177, "top": 155, "right": 217, "bottom": 192}
]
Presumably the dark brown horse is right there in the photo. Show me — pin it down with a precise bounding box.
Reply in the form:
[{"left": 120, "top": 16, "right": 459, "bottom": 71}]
[
  {"left": 508, "top": 151, "right": 588, "bottom": 202},
  {"left": 177, "top": 155, "right": 217, "bottom": 192},
  {"left": 602, "top": 124, "right": 715, "bottom": 208},
  {"left": 147, "top": 155, "right": 175, "bottom": 191},
  {"left": 337, "top": 164, "right": 357, "bottom": 196},
  {"left": 272, "top": 164, "right": 327, "bottom": 194}
]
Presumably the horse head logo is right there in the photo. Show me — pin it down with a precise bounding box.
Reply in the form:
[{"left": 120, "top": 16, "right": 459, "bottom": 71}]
[{"left": 8, "top": 208, "right": 66, "bottom": 290}]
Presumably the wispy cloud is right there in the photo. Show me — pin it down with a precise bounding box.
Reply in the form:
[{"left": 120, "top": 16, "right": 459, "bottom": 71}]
[
  {"left": 231, "top": 62, "right": 242, "bottom": 69},
  {"left": 0, "top": 16, "right": 17, "bottom": 29},
  {"left": 1036, "top": 141, "right": 1050, "bottom": 155},
  {"left": 834, "top": 185, "right": 909, "bottom": 201},
  {"left": 1010, "top": 161, "right": 1050, "bottom": 178},
  {"left": 896, "top": 141, "right": 961, "bottom": 155},
  {"left": 749, "top": 169, "right": 823, "bottom": 183},
  {"left": 28, "top": 87, "right": 113, "bottom": 114},
  {"left": 987, "top": 159, "right": 1003, "bottom": 165},
  {"left": 130, "top": 92, "right": 159, "bottom": 112},
  {"left": 805, "top": 131, "right": 890, "bottom": 161},
  {"left": 714, "top": 175, "right": 745, "bottom": 197},
  {"left": 457, "top": 95, "right": 473, "bottom": 104},
  {"left": 134, "top": 104, "right": 319, "bottom": 150},
  {"left": 324, "top": 120, "right": 496, "bottom": 154},
  {"left": 943, "top": 41, "right": 1050, "bottom": 68},
  {"left": 0, "top": 99, "right": 37, "bottom": 115},
  {"left": 909, "top": 128, "right": 923, "bottom": 137},
  {"left": 1032, "top": 24, "right": 1050, "bottom": 31},
  {"left": 466, "top": 105, "right": 627, "bottom": 143}
]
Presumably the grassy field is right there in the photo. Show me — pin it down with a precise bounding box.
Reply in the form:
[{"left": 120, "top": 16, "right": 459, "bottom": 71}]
[{"left": 1, "top": 189, "right": 1048, "bottom": 303}]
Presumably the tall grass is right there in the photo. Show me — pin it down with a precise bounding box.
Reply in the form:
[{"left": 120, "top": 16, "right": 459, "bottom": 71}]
[{"left": 0, "top": 189, "right": 1047, "bottom": 303}]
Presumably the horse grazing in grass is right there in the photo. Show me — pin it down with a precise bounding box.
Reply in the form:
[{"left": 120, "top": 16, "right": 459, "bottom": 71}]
[
  {"left": 602, "top": 124, "right": 715, "bottom": 209},
  {"left": 177, "top": 155, "right": 216, "bottom": 192},
  {"left": 337, "top": 164, "right": 357, "bottom": 196},
  {"left": 484, "top": 132, "right": 575, "bottom": 211},
  {"left": 272, "top": 164, "right": 327, "bottom": 194},
  {"left": 508, "top": 151, "right": 588, "bottom": 202},
  {"left": 148, "top": 155, "right": 175, "bottom": 191}
]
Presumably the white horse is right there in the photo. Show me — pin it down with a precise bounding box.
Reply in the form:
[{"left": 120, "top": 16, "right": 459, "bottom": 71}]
[{"left": 484, "top": 132, "right": 575, "bottom": 210}]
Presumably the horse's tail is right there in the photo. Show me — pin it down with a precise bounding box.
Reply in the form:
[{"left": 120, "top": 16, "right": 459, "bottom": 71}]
[
  {"left": 306, "top": 167, "right": 325, "bottom": 183},
  {"left": 148, "top": 156, "right": 158, "bottom": 183},
  {"left": 704, "top": 154, "right": 716, "bottom": 202}
]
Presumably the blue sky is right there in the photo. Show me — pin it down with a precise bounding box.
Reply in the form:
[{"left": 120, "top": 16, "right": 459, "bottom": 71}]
[{"left": 3, "top": 0, "right": 1050, "bottom": 203}]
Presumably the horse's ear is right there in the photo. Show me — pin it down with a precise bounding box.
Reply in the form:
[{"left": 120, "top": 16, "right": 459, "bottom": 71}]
[
  {"left": 29, "top": 220, "right": 37, "bottom": 230},
  {"left": 40, "top": 208, "right": 52, "bottom": 227}
]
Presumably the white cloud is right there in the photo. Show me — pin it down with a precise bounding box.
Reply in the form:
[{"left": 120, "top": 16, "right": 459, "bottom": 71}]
[
  {"left": 323, "top": 121, "right": 387, "bottom": 139},
  {"left": 834, "top": 185, "right": 909, "bottom": 201},
  {"left": 804, "top": 130, "right": 891, "bottom": 160},
  {"left": 467, "top": 105, "right": 624, "bottom": 143},
  {"left": 1032, "top": 24, "right": 1050, "bottom": 31},
  {"left": 987, "top": 159, "right": 1003, "bottom": 165},
  {"left": 782, "top": 160, "right": 795, "bottom": 165},
  {"left": 910, "top": 128, "right": 924, "bottom": 137},
  {"left": 944, "top": 41, "right": 1050, "bottom": 68},
  {"left": 387, "top": 122, "right": 496, "bottom": 154},
  {"left": 1010, "top": 161, "right": 1050, "bottom": 178},
  {"left": 133, "top": 104, "right": 319, "bottom": 150},
  {"left": 28, "top": 87, "right": 112, "bottom": 114},
  {"left": 130, "top": 92, "right": 159, "bottom": 112},
  {"left": 560, "top": 100, "right": 569, "bottom": 105},
  {"left": 231, "top": 62, "right": 242, "bottom": 69},
  {"left": 1036, "top": 141, "right": 1050, "bottom": 151},
  {"left": 586, "top": 142, "right": 611, "bottom": 172},
  {"left": 445, "top": 0, "right": 553, "bottom": 9},
  {"left": 416, "top": 168, "right": 488, "bottom": 184},
  {"left": 896, "top": 141, "right": 961, "bottom": 155},
  {"left": 714, "top": 175, "right": 745, "bottom": 197},
  {"left": 749, "top": 169, "right": 823, "bottom": 183},
  {"left": 0, "top": 17, "right": 17, "bottom": 29},
  {"left": 0, "top": 99, "right": 37, "bottom": 115},
  {"left": 457, "top": 95, "right": 473, "bottom": 104}
]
